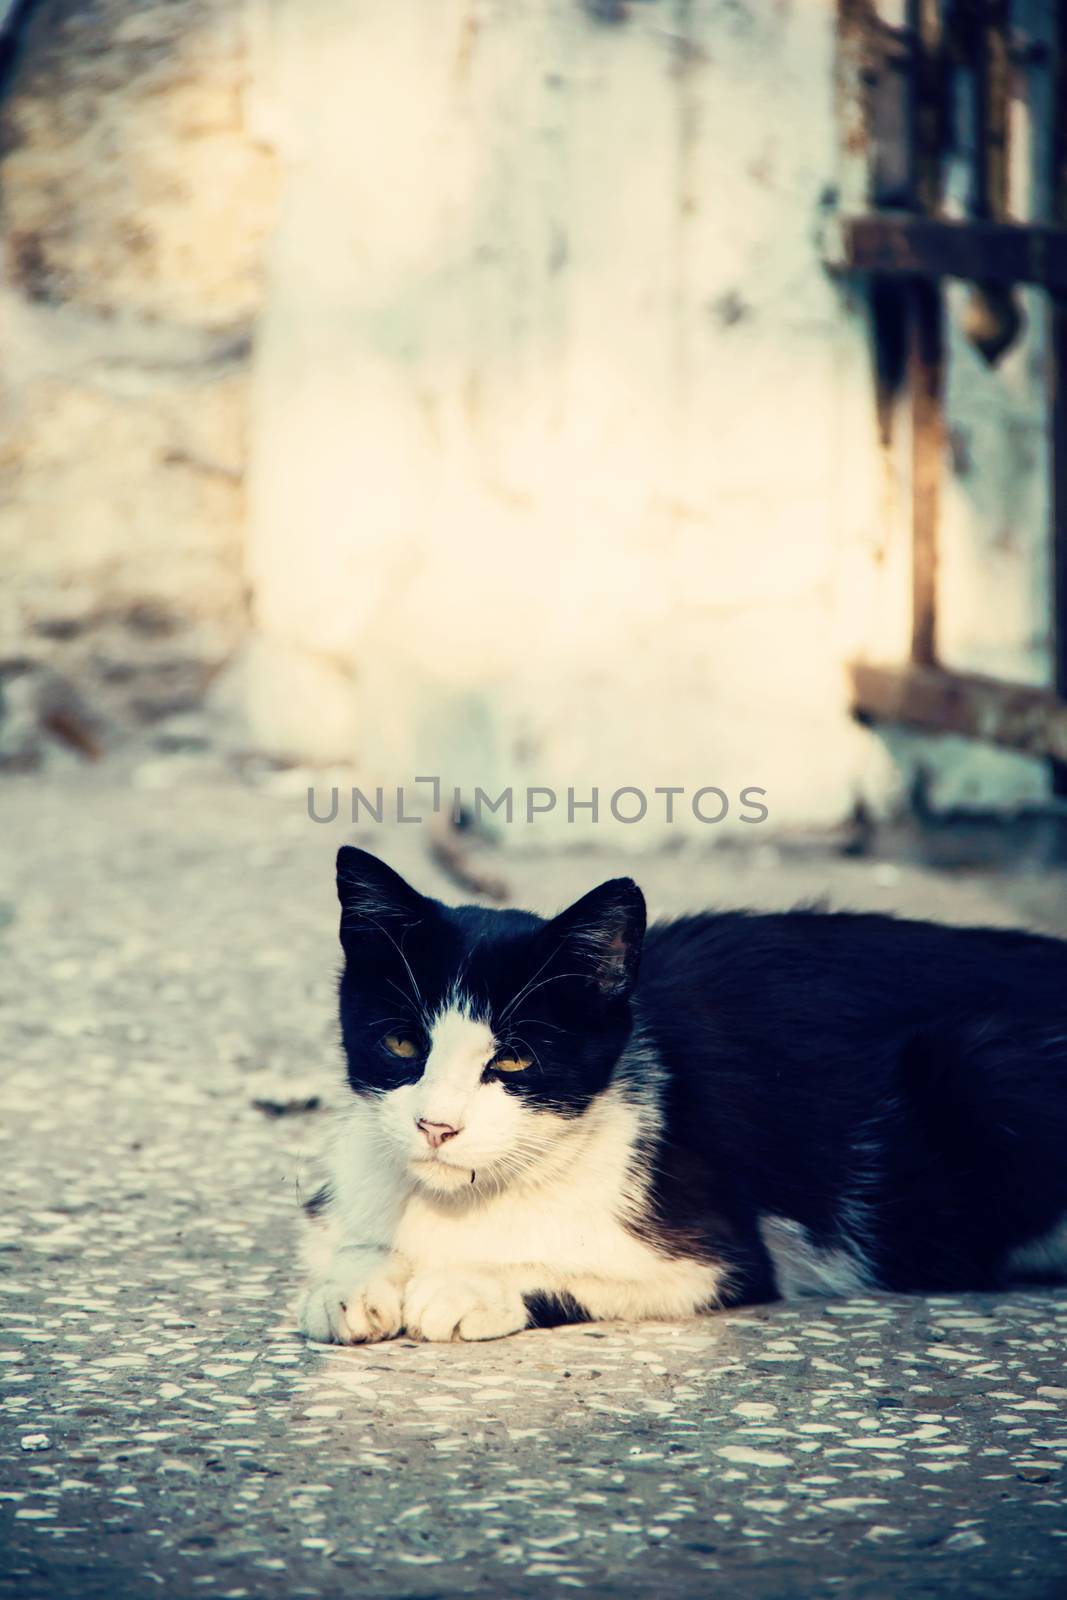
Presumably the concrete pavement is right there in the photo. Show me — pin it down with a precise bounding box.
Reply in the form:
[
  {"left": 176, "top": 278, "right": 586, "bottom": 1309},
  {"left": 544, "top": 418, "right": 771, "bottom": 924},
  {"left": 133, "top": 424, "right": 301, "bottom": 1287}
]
[{"left": 1, "top": 763, "right": 1065, "bottom": 1598}]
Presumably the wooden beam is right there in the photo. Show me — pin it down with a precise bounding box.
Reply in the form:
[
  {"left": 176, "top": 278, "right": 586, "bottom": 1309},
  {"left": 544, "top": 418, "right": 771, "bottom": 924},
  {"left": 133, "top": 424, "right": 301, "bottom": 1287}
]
[
  {"left": 850, "top": 661, "right": 1067, "bottom": 765},
  {"left": 841, "top": 214, "right": 1067, "bottom": 293}
]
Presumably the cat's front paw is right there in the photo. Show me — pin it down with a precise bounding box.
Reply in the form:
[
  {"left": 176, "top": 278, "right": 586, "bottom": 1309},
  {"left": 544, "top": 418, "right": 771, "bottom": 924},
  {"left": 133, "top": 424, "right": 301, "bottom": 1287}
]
[
  {"left": 403, "top": 1272, "right": 528, "bottom": 1343},
  {"left": 298, "top": 1268, "right": 405, "bottom": 1345}
]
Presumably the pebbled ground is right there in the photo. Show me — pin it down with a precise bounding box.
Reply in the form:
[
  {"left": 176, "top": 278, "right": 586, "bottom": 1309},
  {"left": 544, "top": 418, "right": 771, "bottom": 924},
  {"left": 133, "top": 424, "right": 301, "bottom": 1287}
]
[{"left": 1, "top": 762, "right": 1066, "bottom": 1599}]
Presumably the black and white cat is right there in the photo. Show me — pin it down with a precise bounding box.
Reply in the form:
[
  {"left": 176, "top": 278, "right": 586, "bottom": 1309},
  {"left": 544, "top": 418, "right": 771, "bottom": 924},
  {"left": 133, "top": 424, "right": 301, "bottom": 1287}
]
[{"left": 298, "top": 847, "right": 1067, "bottom": 1344}]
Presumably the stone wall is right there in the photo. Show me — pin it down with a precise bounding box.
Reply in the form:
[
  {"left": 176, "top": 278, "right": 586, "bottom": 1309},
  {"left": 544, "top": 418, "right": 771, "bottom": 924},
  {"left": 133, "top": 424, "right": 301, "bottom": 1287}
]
[
  {"left": 233, "top": 0, "right": 1056, "bottom": 838},
  {"left": 0, "top": 0, "right": 1056, "bottom": 837},
  {"left": 0, "top": 0, "right": 275, "bottom": 764},
  {"left": 234, "top": 0, "right": 894, "bottom": 839}
]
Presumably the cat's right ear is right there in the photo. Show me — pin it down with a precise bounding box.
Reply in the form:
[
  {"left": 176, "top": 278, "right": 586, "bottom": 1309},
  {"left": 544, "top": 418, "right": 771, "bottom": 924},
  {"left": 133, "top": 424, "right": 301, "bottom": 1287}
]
[{"left": 335, "top": 848, "right": 429, "bottom": 944}]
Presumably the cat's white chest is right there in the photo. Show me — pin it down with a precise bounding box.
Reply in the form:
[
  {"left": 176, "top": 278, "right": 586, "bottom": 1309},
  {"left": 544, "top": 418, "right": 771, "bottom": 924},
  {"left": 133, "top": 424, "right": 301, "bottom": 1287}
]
[
  {"left": 391, "top": 1108, "right": 724, "bottom": 1320},
  {"left": 396, "top": 1179, "right": 640, "bottom": 1280}
]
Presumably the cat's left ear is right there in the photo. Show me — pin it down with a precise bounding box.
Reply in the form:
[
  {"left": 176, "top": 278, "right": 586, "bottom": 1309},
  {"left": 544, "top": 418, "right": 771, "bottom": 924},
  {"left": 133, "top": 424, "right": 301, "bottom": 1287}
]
[{"left": 544, "top": 877, "right": 646, "bottom": 1000}]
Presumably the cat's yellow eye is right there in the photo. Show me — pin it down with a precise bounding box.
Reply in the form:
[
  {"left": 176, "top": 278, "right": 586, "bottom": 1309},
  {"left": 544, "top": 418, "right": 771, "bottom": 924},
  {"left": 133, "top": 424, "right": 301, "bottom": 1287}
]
[
  {"left": 491, "top": 1051, "right": 531, "bottom": 1074},
  {"left": 382, "top": 1033, "right": 419, "bottom": 1059}
]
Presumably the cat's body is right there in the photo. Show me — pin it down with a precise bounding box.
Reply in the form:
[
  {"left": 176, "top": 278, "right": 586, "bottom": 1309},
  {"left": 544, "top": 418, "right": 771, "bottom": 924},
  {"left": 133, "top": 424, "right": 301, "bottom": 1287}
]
[{"left": 298, "top": 850, "right": 1067, "bottom": 1344}]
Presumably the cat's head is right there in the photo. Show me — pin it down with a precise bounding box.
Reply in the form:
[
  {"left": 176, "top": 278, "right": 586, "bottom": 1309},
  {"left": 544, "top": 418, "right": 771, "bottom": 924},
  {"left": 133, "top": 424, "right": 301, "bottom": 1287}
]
[{"left": 334, "top": 847, "right": 646, "bottom": 1196}]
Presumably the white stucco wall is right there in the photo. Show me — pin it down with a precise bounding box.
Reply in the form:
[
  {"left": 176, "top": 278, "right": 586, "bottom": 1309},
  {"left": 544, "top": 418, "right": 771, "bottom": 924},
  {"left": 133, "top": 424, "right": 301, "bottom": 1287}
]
[
  {"left": 233, "top": 0, "right": 1053, "bottom": 840},
  {"left": 0, "top": 0, "right": 275, "bottom": 758}
]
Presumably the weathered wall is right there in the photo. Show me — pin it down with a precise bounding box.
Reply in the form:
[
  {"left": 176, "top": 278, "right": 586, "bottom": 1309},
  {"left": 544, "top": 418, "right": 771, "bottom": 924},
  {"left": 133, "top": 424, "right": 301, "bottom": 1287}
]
[
  {"left": 0, "top": 0, "right": 1056, "bottom": 834},
  {"left": 0, "top": 0, "right": 275, "bottom": 763},
  {"left": 828, "top": 0, "right": 1056, "bottom": 819},
  {"left": 234, "top": 0, "right": 897, "bottom": 839}
]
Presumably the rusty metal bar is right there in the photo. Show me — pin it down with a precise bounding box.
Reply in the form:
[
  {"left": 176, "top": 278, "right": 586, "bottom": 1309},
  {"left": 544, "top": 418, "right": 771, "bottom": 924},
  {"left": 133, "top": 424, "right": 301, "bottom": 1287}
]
[
  {"left": 1052, "top": 0, "right": 1067, "bottom": 792},
  {"left": 972, "top": 0, "right": 1012, "bottom": 219},
  {"left": 907, "top": 0, "right": 945, "bottom": 213},
  {"left": 904, "top": 0, "right": 945, "bottom": 666},
  {"left": 842, "top": 214, "right": 1067, "bottom": 291},
  {"left": 908, "top": 278, "right": 944, "bottom": 664},
  {"left": 842, "top": 1, "right": 920, "bottom": 209},
  {"left": 850, "top": 661, "right": 1067, "bottom": 764}
]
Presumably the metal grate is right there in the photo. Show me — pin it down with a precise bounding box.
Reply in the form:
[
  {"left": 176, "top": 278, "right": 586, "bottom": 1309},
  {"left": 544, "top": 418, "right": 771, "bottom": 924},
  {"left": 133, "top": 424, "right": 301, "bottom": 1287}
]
[{"left": 837, "top": 0, "right": 1067, "bottom": 793}]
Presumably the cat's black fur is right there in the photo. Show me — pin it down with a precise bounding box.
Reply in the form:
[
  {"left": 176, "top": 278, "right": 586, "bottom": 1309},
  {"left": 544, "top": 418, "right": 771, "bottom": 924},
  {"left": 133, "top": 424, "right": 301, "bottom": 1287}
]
[{"left": 632, "top": 908, "right": 1067, "bottom": 1296}]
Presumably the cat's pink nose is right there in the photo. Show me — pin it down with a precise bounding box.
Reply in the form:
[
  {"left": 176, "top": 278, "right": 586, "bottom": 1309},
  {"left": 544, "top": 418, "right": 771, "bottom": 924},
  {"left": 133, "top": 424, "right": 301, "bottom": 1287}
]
[{"left": 416, "top": 1118, "right": 460, "bottom": 1150}]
